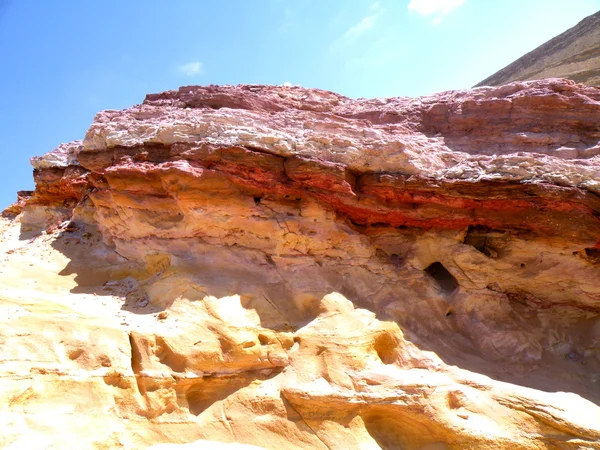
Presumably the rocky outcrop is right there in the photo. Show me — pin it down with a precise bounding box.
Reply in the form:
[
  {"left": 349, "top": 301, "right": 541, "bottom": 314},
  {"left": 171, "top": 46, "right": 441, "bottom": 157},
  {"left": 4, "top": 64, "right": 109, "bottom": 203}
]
[
  {"left": 476, "top": 10, "right": 600, "bottom": 87},
  {"left": 2, "top": 79, "right": 600, "bottom": 449}
]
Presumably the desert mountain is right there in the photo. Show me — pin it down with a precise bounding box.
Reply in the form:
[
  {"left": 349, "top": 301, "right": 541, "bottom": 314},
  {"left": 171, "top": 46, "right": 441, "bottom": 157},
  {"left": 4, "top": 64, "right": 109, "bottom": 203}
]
[{"left": 476, "top": 10, "right": 600, "bottom": 87}]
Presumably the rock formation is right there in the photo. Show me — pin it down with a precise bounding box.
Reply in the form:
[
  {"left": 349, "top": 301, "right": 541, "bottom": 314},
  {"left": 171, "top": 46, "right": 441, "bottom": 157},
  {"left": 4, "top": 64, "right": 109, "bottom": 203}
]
[
  {"left": 476, "top": 10, "right": 600, "bottom": 87},
  {"left": 2, "top": 79, "right": 600, "bottom": 449}
]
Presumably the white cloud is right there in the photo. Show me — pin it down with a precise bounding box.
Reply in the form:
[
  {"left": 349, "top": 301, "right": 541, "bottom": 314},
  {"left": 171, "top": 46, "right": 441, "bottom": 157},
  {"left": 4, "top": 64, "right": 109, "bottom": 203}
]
[
  {"left": 329, "top": 2, "right": 384, "bottom": 53},
  {"left": 282, "top": 81, "right": 293, "bottom": 87},
  {"left": 345, "top": 36, "right": 398, "bottom": 71},
  {"left": 342, "top": 2, "right": 382, "bottom": 41},
  {"left": 279, "top": 7, "right": 294, "bottom": 32},
  {"left": 344, "top": 15, "right": 377, "bottom": 40},
  {"left": 407, "top": 0, "right": 465, "bottom": 16},
  {"left": 178, "top": 61, "right": 203, "bottom": 76}
]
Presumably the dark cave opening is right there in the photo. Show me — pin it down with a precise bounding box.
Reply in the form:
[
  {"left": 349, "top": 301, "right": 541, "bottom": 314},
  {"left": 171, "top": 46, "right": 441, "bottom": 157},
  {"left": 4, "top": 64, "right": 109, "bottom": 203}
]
[{"left": 425, "top": 262, "right": 459, "bottom": 293}]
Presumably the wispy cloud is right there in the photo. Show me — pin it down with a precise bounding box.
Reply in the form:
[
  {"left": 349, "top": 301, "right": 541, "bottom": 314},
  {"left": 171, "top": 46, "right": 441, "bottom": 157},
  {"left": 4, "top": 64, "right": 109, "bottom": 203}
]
[
  {"left": 279, "top": 7, "right": 294, "bottom": 32},
  {"left": 344, "top": 15, "right": 376, "bottom": 40},
  {"left": 178, "top": 61, "right": 203, "bottom": 76},
  {"left": 342, "top": 2, "right": 382, "bottom": 41},
  {"left": 407, "top": 0, "right": 465, "bottom": 17},
  {"left": 344, "top": 36, "right": 398, "bottom": 72}
]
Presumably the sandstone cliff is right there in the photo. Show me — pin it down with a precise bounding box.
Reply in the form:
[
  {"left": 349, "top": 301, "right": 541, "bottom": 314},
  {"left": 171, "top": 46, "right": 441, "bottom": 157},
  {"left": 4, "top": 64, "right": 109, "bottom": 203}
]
[
  {"left": 476, "top": 11, "right": 600, "bottom": 87},
  {"left": 2, "top": 79, "right": 600, "bottom": 449}
]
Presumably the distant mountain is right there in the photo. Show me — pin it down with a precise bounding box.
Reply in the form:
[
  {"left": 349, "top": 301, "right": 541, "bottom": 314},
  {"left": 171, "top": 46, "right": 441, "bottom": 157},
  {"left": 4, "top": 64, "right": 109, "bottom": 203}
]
[{"left": 476, "top": 10, "right": 600, "bottom": 87}]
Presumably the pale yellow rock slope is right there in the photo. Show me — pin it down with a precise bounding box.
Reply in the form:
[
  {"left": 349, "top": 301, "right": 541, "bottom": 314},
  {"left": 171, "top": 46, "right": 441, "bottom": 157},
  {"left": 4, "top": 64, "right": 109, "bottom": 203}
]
[{"left": 2, "top": 204, "right": 600, "bottom": 449}]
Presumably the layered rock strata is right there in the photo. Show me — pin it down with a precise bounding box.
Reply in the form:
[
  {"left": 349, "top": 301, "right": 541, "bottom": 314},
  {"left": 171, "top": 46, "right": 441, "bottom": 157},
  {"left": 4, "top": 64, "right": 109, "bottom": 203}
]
[{"left": 2, "top": 79, "right": 600, "bottom": 449}]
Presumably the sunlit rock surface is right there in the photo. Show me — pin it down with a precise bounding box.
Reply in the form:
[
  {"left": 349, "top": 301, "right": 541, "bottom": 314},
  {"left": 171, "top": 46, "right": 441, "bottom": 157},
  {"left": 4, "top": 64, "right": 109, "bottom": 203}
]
[{"left": 2, "top": 79, "right": 600, "bottom": 449}]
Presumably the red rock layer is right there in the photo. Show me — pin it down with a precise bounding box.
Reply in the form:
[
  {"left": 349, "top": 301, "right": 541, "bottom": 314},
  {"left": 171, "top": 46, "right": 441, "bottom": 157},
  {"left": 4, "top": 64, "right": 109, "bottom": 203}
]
[{"left": 17, "top": 79, "right": 600, "bottom": 244}]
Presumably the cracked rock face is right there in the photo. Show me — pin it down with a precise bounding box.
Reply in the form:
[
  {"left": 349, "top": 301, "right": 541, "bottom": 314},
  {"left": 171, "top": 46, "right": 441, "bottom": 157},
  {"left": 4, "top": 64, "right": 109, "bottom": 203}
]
[{"left": 2, "top": 79, "right": 600, "bottom": 449}]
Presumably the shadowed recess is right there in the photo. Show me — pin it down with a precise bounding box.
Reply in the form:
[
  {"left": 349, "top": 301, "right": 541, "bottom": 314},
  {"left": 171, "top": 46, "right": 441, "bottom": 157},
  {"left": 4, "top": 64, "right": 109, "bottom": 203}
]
[{"left": 424, "top": 262, "right": 459, "bottom": 293}]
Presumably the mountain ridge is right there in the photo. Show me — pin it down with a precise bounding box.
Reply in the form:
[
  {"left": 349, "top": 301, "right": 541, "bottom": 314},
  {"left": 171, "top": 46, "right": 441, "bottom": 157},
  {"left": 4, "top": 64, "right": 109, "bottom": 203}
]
[{"left": 476, "top": 10, "right": 600, "bottom": 87}]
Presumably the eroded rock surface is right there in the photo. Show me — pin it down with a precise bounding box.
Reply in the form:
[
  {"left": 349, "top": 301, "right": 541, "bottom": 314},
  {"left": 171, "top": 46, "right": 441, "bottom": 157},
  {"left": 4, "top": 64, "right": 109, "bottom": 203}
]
[{"left": 2, "top": 79, "right": 600, "bottom": 449}]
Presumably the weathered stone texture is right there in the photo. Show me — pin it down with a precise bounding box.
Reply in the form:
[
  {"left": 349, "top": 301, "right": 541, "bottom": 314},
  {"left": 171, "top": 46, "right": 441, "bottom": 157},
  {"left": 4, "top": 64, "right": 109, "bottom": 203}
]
[{"left": 2, "top": 79, "right": 600, "bottom": 449}]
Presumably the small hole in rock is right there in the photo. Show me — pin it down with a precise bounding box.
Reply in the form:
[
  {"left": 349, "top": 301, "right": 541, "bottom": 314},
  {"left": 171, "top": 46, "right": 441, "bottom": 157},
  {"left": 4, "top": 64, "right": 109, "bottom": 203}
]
[
  {"left": 584, "top": 248, "right": 600, "bottom": 262},
  {"left": 425, "top": 262, "right": 459, "bottom": 293},
  {"left": 445, "top": 310, "right": 453, "bottom": 317},
  {"left": 254, "top": 196, "right": 262, "bottom": 205},
  {"left": 68, "top": 348, "right": 85, "bottom": 360},
  {"left": 373, "top": 332, "right": 399, "bottom": 364},
  {"left": 390, "top": 254, "right": 404, "bottom": 267},
  {"left": 520, "top": 263, "right": 525, "bottom": 268},
  {"left": 463, "top": 225, "right": 502, "bottom": 258}
]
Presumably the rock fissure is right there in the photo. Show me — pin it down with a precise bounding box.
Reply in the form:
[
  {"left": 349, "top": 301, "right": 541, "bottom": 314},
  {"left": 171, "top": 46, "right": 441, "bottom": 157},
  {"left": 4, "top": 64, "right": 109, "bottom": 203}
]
[{"left": 279, "top": 391, "right": 332, "bottom": 450}]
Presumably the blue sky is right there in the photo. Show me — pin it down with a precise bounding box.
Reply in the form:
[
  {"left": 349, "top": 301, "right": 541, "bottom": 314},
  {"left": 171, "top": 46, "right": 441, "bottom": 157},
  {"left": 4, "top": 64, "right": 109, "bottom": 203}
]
[{"left": 1, "top": 0, "right": 599, "bottom": 209}]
